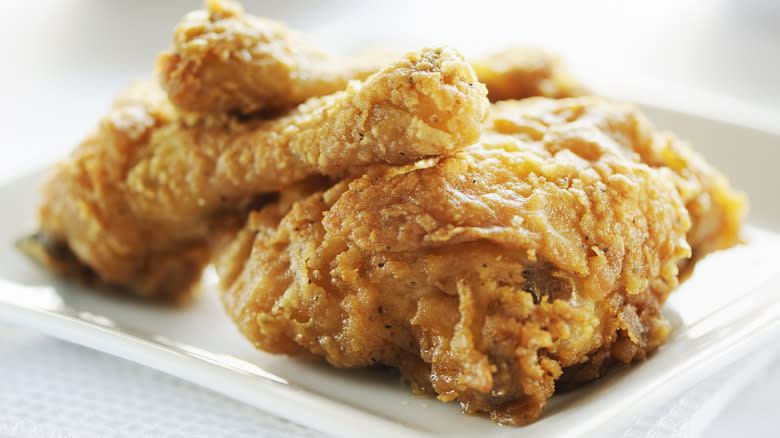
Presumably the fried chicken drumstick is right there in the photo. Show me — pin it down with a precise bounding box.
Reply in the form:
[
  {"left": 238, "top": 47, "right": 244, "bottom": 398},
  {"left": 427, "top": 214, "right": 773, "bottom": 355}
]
[
  {"left": 158, "top": 0, "right": 585, "bottom": 116},
  {"left": 30, "top": 46, "right": 488, "bottom": 299},
  {"left": 217, "top": 97, "right": 745, "bottom": 424}
]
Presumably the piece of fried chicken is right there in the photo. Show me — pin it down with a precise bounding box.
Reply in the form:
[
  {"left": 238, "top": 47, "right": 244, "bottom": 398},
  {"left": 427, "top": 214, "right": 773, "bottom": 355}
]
[
  {"left": 485, "top": 98, "right": 746, "bottom": 275},
  {"left": 157, "top": 0, "right": 390, "bottom": 115},
  {"left": 159, "top": 0, "right": 586, "bottom": 116},
  {"left": 29, "top": 46, "right": 488, "bottom": 300},
  {"left": 217, "top": 97, "right": 744, "bottom": 424},
  {"left": 471, "top": 47, "right": 589, "bottom": 101}
]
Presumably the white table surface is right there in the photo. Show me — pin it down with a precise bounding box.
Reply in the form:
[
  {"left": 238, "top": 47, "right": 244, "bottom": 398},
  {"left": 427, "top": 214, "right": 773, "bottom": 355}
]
[{"left": 1, "top": 1, "right": 779, "bottom": 436}]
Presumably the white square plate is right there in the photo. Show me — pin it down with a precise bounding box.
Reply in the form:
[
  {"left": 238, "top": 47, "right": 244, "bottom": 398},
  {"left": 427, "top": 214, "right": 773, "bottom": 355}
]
[{"left": 0, "top": 104, "right": 778, "bottom": 438}]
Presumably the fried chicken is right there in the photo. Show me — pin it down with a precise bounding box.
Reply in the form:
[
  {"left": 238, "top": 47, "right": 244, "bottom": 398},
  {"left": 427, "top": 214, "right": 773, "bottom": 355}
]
[
  {"left": 30, "top": 46, "right": 488, "bottom": 299},
  {"left": 217, "top": 97, "right": 719, "bottom": 424},
  {"left": 471, "top": 47, "right": 589, "bottom": 101},
  {"left": 25, "top": 0, "right": 746, "bottom": 424},
  {"left": 159, "top": 1, "right": 586, "bottom": 117},
  {"left": 487, "top": 98, "right": 746, "bottom": 274},
  {"left": 617, "top": 111, "right": 746, "bottom": 271},
  {"left": 157, "top": 0, "right": 390, "bottom": 115}
]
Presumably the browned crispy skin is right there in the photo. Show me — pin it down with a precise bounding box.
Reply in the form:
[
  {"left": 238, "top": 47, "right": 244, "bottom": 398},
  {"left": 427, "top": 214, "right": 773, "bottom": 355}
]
[
  {"left": 158, "top": 0, "right": 389, "bottom": 115},
  {"left": 34, "top": 46, "right": 488, "bottom": 299},
  {"left": 217, "top": 97, "right": 710, "bottom": 424},
  {"left": 471, "top": 47, "right": 589, "bottom": 102},
  {"left": 487, "top": 98, "right": 746, "bottom": 274},
  {"left": 623, "top": 115, "right": 746, "bottom": 270},
  {"left": 158, "top": 1, "right": 586, "bottom": 116},
  {"left": 32, "top": 82, "right": 213, "bottom": 301}
]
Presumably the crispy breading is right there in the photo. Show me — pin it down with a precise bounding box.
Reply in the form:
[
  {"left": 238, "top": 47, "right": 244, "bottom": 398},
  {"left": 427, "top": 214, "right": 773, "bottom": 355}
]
[
  {"left": 486, "top": 98, "right": 746, "bottom": 273},
  {"left": 217, "top": 97, "right": 711, "bottom": 424},
  {"left": 471, "top": 48, "right": 589, "bottom": 102},
  {"left": 157, "top": 0, "right": 389, "bottom": 115},
  {"left": 158, "top": 2, "right": 587, "bottom": 116},
  {"left": 33, "top": 47, "right": 488, "bottom": 299}
]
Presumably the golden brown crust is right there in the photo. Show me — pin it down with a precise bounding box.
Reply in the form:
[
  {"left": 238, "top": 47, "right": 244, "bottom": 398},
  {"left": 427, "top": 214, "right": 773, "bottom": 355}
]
[
  {"left": 471, "top": 48, "right": 589, "bottom": 102},
  {"left": 624, "top": 120, "right": 746, "bottom": 271},
  {"left": 35, "top": 47, "right": 488, "bottom": 298},
  {"left": 486, "top": 97, "right": 747, "bottom": 273},
  {"left": 135, "top": 47, "right": 488, "bottom": 222},
  {"left": 157, "top": 0, "right": 389, "bottom": 115},
  {"left": 158, "top": 1, "right": 587, "bottom": 116},
  {"left": 35, "top": 81, "right": 210, "bottom": 300},
  {"left": 218, "top": 97, "right": 699, "bottom": 424}
]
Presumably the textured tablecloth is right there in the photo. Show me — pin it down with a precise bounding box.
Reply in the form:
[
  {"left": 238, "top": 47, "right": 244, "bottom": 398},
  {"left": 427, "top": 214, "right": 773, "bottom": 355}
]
[
  {"left": 1, "top": 322, "right": 779, "bottom": 438},
  {"left": 0, "top": 324, "right": 327, "bottom": 438}
]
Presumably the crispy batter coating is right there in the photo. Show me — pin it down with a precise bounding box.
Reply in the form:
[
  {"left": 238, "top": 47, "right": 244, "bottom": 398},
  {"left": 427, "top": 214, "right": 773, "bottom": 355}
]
[
  {"left": 158, "top": 0, "right": 389, "bottom": 115},
  {"left": 487, "top": 98, "right": 746, "bottom": 274},
  {"left": 622, "top": 113, "right": 746, "bottom": 270},
  {"left": 159, "top": 1, "right": 587, "bottom": 116},
  {"left": 217, "top": 97, "right": 707, "bottom": 424},
  {"left": 31, "top": 82, "right": 213, "bottom": 301},
  {"left": 33, "top": 46, "right": 488, "bottom": 298},
  {"left": 471, "top": 48, "right": 589, "bottom": 102}
]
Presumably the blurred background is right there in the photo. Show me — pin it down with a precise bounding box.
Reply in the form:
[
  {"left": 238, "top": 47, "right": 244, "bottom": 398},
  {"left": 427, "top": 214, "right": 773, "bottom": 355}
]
[
  {"left": 0, "top": 1, "right": 778, "bottom": 435},
  {"left": 1, "top": 0, "right": 779, "bottom": 184}
]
